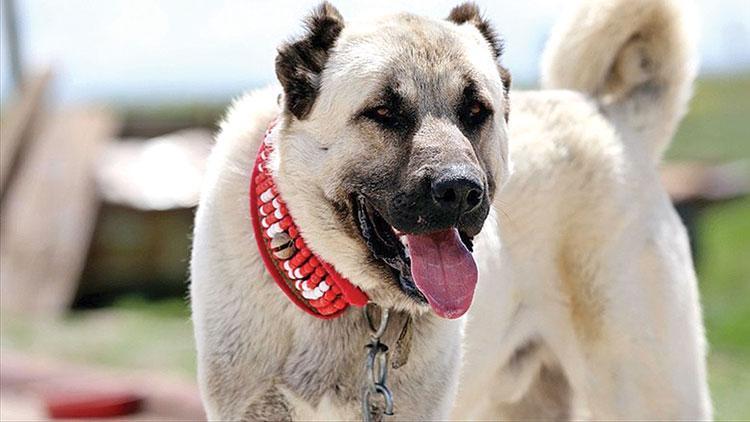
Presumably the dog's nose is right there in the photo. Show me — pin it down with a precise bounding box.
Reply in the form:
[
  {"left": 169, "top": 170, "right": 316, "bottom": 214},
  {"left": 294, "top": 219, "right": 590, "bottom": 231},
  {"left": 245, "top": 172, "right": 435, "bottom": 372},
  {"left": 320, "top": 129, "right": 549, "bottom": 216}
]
[{"left": 431, "top": 170, "right": 484, "bottom": 214}]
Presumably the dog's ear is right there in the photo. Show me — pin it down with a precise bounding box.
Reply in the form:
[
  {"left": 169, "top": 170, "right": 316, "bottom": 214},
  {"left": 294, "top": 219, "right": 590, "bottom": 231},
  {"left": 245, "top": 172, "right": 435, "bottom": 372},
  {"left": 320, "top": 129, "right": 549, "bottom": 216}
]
[
  {"left": 448, "top": 2, "right": 511, "bottom": 121},
  {"left": 275, "top": 2, "right": 344, "bottom": 120},
  {"left": 447, "top": 2, "right": 503, "bottom": 58}
]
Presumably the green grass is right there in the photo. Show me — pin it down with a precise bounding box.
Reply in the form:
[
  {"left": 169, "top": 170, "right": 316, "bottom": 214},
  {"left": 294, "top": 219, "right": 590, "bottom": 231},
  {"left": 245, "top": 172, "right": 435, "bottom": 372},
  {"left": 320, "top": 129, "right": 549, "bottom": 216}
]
[
  {"left": 1, "top": 297, "right": 196, "bottom": 380},
  {"left": 696, "top": 197, "right": 750, "bottom": 420},
  {"left": 667, "top": 74, "right": 750, "bottom": 162},
  {"left": 698, "top": 198, "right": 750, "bottom": 355}
]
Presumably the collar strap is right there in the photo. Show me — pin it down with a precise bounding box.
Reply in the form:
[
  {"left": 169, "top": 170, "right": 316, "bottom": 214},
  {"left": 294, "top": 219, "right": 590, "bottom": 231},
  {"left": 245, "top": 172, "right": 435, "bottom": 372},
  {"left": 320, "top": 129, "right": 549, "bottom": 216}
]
[{"left": 249, "top": 119, "right": 369, "bottom": 319}]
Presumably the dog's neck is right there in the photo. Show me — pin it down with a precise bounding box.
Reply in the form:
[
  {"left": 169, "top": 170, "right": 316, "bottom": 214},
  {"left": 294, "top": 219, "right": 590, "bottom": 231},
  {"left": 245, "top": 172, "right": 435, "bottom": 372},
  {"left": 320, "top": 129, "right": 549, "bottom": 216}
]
[{"left": 249, "top": 119, "right": 369, "bottom": 319}]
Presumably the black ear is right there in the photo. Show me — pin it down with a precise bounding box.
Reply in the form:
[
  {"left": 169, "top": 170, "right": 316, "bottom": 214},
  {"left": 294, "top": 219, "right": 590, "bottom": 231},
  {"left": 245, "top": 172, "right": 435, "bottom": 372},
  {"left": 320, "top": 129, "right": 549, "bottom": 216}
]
[
  {"left": 447, "top": 2, "right": 503, "bottom": 58},
  {"left": 448, "top": 2, "right": 511, "bottom": 121},
  {"left": 275, "top": 2, "right": 344, "bottom": 120}
]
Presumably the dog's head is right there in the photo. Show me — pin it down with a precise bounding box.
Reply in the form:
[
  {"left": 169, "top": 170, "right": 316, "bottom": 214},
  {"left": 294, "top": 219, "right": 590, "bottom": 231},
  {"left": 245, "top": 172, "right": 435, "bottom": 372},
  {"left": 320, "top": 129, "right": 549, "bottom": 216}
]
[{"left": 273, "top": 2, "right": 511, "bottom": 317}]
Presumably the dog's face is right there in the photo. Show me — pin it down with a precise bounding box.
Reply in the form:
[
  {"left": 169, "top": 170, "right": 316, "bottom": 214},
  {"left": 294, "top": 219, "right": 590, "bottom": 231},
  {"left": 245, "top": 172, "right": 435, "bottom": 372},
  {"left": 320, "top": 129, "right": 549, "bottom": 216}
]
[{"left": 273, "top": 2, "right": 511, "bottom": 317}]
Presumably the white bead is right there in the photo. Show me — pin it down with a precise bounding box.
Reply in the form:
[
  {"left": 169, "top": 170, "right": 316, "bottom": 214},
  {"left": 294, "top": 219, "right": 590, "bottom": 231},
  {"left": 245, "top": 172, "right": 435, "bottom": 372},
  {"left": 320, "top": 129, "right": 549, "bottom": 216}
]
[
  {"left": 274, "top": 209, "right": 284, "bottom": 219},
  {"left": 260, "top": 188, "right": 274, "bottom": 203},
  {"left": 294, "top": 268, "right": 303, "bottom": 279},
  {"left": 319, "top": 281, "right": 329, "bottom": 292},
  {"left": 312, "top": 287, "right": 323, "bottom": 299},
  {"left": 267, "top": 223, "right": 282, "bottom": 237}
]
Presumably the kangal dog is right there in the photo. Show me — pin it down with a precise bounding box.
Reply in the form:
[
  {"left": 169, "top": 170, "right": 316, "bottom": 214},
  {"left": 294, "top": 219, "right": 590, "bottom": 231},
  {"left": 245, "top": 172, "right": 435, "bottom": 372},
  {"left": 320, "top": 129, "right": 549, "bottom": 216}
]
[{"left": 191, "top": 0, "right": 711, "bottom": 419}]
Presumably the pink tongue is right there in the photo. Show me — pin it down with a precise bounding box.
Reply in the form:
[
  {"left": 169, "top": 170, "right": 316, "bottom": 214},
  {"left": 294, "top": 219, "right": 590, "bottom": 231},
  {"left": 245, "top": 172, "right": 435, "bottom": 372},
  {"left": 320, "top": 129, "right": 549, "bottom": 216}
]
[{"left": 406, "top": 229, "right": 478, "bottom": 319}]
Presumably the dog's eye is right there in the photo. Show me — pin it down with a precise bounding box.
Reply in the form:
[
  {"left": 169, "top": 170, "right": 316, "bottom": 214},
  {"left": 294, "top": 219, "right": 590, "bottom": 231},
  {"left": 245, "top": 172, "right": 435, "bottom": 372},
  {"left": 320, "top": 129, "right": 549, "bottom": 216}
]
[
  {"left": 374, "top": 107, "right": 390, "bottom": 118},
  {"left": 364, "top": 106, "right": 392, "bottom": 122},
  {"left": 468, "top": 102, "right": 483, "bottom": 117},
  {"left": 459, "top": 100, "right": 492, "bottom": 130},
  {"left": 362, "top": 105, "right": 406, "bottom": 130}
]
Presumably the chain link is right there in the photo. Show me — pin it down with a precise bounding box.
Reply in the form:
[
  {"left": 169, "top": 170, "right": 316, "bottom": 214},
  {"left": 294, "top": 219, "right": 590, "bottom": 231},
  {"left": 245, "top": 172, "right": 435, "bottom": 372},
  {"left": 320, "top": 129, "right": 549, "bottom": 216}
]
[{"left": 361, "top": 303, "right": 394, "bottom": 422}]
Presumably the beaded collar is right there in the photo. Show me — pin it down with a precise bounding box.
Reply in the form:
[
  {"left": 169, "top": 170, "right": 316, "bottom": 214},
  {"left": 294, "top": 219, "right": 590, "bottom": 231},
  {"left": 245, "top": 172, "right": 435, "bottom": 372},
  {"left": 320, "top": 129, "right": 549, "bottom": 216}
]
[{"left": 249, "top": 120, "right": 369, "bottom": 318}]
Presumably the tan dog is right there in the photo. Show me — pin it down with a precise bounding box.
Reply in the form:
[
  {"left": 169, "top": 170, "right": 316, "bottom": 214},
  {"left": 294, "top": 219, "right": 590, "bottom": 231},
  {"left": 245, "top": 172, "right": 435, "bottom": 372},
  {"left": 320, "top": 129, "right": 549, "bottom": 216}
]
[{"left": 191, "top": 0, "right": 711, "bottom": 420}]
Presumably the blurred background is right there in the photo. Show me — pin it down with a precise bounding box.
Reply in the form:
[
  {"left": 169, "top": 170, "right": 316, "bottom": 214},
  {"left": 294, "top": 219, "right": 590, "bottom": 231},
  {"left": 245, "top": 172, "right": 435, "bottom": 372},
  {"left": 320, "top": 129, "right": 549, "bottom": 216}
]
[{"left": 0, "top": 0, "right": 748, "bottom": 420}]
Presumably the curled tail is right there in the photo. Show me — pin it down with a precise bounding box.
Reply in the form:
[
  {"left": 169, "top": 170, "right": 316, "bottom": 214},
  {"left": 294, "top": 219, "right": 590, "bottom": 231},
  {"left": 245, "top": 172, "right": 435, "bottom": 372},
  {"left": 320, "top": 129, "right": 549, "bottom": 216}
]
[{"left": 541, "top": 0, "right": 698, "bottom": 162}]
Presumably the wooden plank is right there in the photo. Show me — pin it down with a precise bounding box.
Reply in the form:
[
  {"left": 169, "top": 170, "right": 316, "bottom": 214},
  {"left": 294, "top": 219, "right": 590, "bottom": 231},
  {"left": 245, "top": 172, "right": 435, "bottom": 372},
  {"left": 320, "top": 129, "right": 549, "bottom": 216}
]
[
  {"left": 0, "top": 70, "right": 53, "bottom": 198},
  {"left": 0, "top": 106, "right": 120, "bottom": 315}
]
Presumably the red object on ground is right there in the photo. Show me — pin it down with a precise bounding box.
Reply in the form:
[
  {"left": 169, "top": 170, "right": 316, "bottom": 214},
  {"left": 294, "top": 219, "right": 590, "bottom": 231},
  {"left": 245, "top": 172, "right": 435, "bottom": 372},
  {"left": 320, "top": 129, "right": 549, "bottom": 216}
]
[{"left": 45, "top": 391, "right": 144, "bottom": 419}]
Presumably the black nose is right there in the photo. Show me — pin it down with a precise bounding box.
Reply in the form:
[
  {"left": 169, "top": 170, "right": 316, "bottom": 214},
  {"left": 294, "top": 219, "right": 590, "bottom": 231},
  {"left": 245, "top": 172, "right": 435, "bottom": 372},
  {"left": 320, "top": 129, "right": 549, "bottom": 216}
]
[{"left": 431, "top": 170, "right": 484, "bottom": 214}]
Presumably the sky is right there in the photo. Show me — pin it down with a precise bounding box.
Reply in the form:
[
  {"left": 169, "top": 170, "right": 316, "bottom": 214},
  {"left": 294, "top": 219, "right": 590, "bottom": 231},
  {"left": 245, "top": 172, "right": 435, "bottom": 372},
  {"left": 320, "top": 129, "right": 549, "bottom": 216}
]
[{"left": 1, "top": 0, "right": 749, "bottom": 104}]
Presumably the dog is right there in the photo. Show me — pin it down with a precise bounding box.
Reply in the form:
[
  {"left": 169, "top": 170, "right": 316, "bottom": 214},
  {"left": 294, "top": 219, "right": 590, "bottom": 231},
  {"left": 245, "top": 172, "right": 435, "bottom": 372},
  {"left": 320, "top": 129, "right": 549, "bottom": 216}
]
[
  {"left": 452, "top": 0, "right": 713, "bottom": 419},
  {"left": 190, "top": 0, "right": 711, "bottom": 420}
]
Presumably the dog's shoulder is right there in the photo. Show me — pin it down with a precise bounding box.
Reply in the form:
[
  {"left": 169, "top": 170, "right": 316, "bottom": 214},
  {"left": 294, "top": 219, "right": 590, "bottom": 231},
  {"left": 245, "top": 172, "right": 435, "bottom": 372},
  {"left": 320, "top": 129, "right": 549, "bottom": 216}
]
[
  {"left": 206, "top": 85, "right": 282, "bottom": 182},
  {"left": 193, "top": 85, "right": 282, "bottom": 280},
  {"left": 509, "top": 90, "right": 623, "bottom": 176},
  {"left": 498, "top": 89, "right": 666, "bottom": 250},
  {"left": 507, "top": 90, "right": 658, "bottom": 202}
]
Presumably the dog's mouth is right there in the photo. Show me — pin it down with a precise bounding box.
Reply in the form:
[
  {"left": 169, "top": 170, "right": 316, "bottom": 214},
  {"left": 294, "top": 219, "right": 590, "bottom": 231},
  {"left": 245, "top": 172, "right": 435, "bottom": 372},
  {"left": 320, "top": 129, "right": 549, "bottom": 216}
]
[{"left": 353, "top": 194, "right": 478, "bottom": 319}]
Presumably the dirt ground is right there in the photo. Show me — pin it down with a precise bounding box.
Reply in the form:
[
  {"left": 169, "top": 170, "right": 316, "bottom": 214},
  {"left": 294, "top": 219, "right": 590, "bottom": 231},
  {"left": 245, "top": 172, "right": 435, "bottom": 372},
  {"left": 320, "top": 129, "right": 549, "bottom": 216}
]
[{"left": 0, "top": 349, "right": 204, "bottom": 421}]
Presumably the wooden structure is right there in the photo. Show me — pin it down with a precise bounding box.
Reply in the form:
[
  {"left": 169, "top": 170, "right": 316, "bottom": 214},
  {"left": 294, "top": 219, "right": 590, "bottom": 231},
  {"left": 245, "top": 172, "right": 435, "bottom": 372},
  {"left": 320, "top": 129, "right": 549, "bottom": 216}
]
[{"left": 0, "top": 74, "right": 120, "bottom": 315}]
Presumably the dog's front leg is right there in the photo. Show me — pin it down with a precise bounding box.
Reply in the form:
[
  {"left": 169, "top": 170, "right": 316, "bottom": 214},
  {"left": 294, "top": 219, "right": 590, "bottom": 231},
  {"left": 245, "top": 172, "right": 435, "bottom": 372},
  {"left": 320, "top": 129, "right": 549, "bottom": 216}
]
[
  {"left": 192, "top": 274, "right": 295, "bottom": 420},
  {"left": 198, "top": 352, "right": 289, "bottom": 420},
  {"left": 196, "top": 322, "right": 291, "bottom": 420}
]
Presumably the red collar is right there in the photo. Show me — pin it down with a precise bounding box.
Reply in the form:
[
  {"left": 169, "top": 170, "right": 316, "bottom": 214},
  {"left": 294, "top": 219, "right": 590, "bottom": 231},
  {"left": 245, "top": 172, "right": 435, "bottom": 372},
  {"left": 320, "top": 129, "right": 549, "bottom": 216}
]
[{"left": 249, "top": 120, "right": 369, "bottom": 319}]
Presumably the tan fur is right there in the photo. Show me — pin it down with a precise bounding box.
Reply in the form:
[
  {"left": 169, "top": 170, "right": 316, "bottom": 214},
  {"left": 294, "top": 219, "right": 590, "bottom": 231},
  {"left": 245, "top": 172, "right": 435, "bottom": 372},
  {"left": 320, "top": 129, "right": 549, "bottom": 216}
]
[{"left": 557, "top": 248, "right": 605, "bottom": 343}]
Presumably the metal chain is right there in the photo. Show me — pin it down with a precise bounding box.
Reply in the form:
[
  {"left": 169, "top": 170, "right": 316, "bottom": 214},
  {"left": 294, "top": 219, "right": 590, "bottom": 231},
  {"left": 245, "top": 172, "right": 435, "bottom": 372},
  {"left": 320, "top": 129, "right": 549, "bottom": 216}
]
[{"left": 361, "top": 303, "right": 394, "bottom": 422}]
